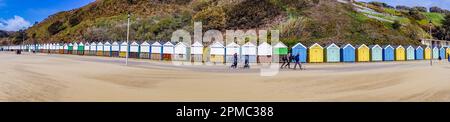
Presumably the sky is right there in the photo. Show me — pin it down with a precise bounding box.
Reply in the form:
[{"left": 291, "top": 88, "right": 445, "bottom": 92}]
[
  {"left": 0, "top": 0, "right": 94, "bottom": 31},
  {"left": 356, "top": 0, "right": 450, "bottom": 10}
]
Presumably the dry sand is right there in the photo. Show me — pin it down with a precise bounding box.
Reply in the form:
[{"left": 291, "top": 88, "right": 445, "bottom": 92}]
[{"left": 1, "top": 51, "right": 450, "bottom": 102}]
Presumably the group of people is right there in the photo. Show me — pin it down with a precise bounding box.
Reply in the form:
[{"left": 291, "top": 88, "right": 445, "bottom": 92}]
[
  {"left": 231, "top": 53, "right": 250, "bottom": 69},
  {"left": 230, "top": 52, "right": 304, "bottom": 70},
  {"left": 280, "top": 52, "right": 304, "bottom": 70}
]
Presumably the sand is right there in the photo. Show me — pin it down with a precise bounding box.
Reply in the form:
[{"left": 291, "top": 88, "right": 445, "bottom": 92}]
[{"left": 1, "top": 51, "right": 450, "bottom": 102}]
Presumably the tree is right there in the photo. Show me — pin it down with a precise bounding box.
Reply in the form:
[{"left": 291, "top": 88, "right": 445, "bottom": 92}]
[
  {"left": 409, "top": 10, "right": 426, "bottom": 20},
  {"left": 429, "top": 6, "right": 444, "bottom": 13},
  {"left": 392, "top": 20, "right": 402, "bottom": 30},
  {"left": 442, "top": 14, "right": 450, "bottom": 40},
  {"left": 396, "top": 5, "right": 411, "bottom": 11},
  {"left": 412, "top": 6, "right": 427, "bottom": 12}
]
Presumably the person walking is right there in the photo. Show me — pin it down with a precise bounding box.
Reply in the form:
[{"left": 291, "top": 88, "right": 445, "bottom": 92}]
[
  {"left": 244, "top": 55, "right": 250, "bottom": 69},
  {"left": 280, "top": 55, "right": 287, "bottom": 69},
  {"left": 231, "top": 53, "right": 238, "bottom": 69},
  {"left": 293, "top": 54, "right": 303, "bottom": 70},
  {"left": 284, "top": 53, "right": 292, "bottom": 69}
]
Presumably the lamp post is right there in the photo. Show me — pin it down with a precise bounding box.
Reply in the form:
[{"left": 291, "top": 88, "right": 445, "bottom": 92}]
[
  {"left": 126, "top": 12, "right": 131, "bottom": 65},
  {"left": 429, "top": 20, "right": 432, "bottom": 66}
]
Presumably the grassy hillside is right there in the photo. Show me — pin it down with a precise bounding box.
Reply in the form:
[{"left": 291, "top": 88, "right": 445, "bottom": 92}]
[{"left": 23, "top": 0, "right": 436, "bottom": 47}]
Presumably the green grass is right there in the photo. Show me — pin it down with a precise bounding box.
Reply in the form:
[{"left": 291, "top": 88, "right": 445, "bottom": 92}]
[{"left": 420, "top": 12, "right": 445, "bottom": 26}]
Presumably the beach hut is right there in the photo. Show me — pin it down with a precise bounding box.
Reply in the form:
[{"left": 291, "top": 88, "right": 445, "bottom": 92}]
[
  {"left": 325, "top": 43, "right": 340, "bottom": 62},
  {"left": 273, "top": 42, "right": 288, "bottom": 62},
  {"left": 72, "top": 42, "right": 78, "bottom": 55},
  {"left": 78, "top": 42, "right": 84, "bottom": 55},
  {"left": 341, "top": 44, "right": 355, "bottom": 62},
  {"left": 139, "top": 41, "right": 151, "bottom": 59},
  {"left": 84, "top": 42, "right": 90, "bottom": 55},
  {"left": 59, "top": 43, "right": 64, "bottom": 54},
  {"left": 382, "top": 45, "right": 394, "bottom": 61},
  {"left": 63, "top": 43, "right": 68, "bottom": 54},
  {"left": 151, "top": 41, "right": 162, "bottom": 60},
  {"left": 162, "top": 41, "right": 174, "bottom": 61},
  {"left": 415, "top": 46, "right": 424, "bottom": 60},
  {"left": 395, "top": 45, "right": 406, "bottom": 61},
  {"left": 89, "top": 42, "right": 97, "bottom": 56},
  {"left": 291, "top": 43, "right": 307, "bottom": 63},
  {"left": 356, "top": 44, "right": 370, "bottom": 62},
  {"left": 447, "top": 47, "right": 450, "bottom": 59},
  {"left": 191, "top": 41, "right": 204, "bottom": 62},
  {"left": 257, "top": 42, "right": 272, "bottom": 63},
  {"left": 369, "top": 45, "right": 382, "bottom": 62},
  {"left": 209, "top": 41, "right": 225, "bottom": 64},
  {"left": 241, "top": 42, "right": 257, "bottom": 63},
  {"left": 103, "top": 42, "right": 112, "bottom": 57},
  {"left": 406, "top": 45, "right": 415, "bottom": 60},
  {"left": 119, "top": 42, "right": 128, "bottom": 58},
  {"left": 424, "top": 46, "right": 432, "bottom": 60},
  {"left": 68, "top": 43, "right": 73, "bottom": 54},
  {"left": 130, "top": 41, "right": 140, "bottom": 59},
  {"left": 225, "top": 42, "right": 241, "bottom": 64},
  {"left": 111, "top": 41, "right": 120, "bottom": 57},
  {"left": 432, "top": 47, "right": 439, "bottom": 59},
  {"left": 51, "top": 43, "right": 57, "bottom": 53},
  {"left": 308, "top": 43, "right": 324, "bottom": 63},
  {"left": 439, "top": 47, "right": 446, "bottom": 60},
  {"left": 96, "top": 42, "right": 104, "bottom": 56},
  {"left": 174, "top": 42, "right": 189, "bottom": 61}
]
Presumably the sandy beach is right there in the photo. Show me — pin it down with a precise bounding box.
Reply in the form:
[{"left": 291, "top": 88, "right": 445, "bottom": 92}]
[{"left": 1, "top": 51, "right": 450, "bottom": 102}]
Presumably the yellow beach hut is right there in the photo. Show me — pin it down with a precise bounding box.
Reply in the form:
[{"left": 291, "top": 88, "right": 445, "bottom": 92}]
[
  {"left": 356, "top": 44, "right": 370, "bottom": 62},
  {"left": 308, "top": 43, "right": 324, "bottom": 63},
  {"left": 395, "top": 45, "right": 406, "bottom": 61},
  {"left": 424, "top": 46, "right": 432, "bottom": 60}
]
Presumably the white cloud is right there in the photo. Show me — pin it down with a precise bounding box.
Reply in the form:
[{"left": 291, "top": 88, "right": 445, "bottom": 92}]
[{"left": 0, "top": 16, "right": 32, "bottom": 31}]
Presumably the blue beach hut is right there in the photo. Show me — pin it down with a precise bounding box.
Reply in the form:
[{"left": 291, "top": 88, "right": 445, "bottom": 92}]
[
  {"left": 415, "top": 46, "right": 424, "bottom": 60},
  {"left": 382, "top": 45, "right": 394, "bottom": 61},
  {"left": 340, "top": 44, "right": 355, "bottom": 62},
  {"left": 291, "top": 42, "right": 307, "bottom": 63},
  {"left": 369, "top": 45, "right": 382, "bottom": 61},
  {"left": 439, "top": 47, "right": 446, "bottom": 60},
  {"left": 325, "top": 43, "right": 340, "bottom": 62}
]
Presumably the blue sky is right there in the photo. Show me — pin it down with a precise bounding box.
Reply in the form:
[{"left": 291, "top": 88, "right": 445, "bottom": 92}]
[
  {"left": 356, "top": 0, "right": 450, "bottom": 10},
  {"left": 0, "top": 0, "right": 94, "bottom": 31}
]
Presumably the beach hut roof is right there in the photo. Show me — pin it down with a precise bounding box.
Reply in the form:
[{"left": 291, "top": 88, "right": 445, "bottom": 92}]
[
  {"left": 326, "top": 43, "right": 339, "bottom": 49},
  {"left": 192, "top": 41, "right": 203, "bottom": 47},
  {"left": 210, "top": 41, "right": 224, "bottom": 48},
  {"left": 382, "top": 45, "right": 393, "bottom": 49},
  {"left": 104, "top": 41, "right": 111, "bottom": 45},
  {"left": 309, "top": 43, "right": 323, "bottom": 48},
  {"left": 341, "top": 44, "right": 355, "bottom": 49},
  {"left": 152, "top": 41, "right": 161, "bottom": 46},
  {"left": 121, "top": 41, "right": 128, "bottom": 45},
  {"left": 141, "top": 41, "right": 150, "bottom": 46},
  {"left": 163, "top": 41, "right": 174, "bottom": 46},
  {"left": 406, "top": 45, "right": 414, "bottom": 49},
  {"left": 292, "top": 42, "right": 306, "bottom": 49},
  {"left": 131, "top": 41, "right": 139, "bottom": 46},
  {"left": 84, "top": 43, "right": 90, "bottom": 46},
  {"left": 395, "top": 45, "right": 404, "bottom": 49},
  {"left": 226, "top": 41, "right": 240, "bottom": 47},
  {"left": 97, "top": 42, "right": 103, "bottom": 45},
  {"left": 90, "top": 42, "right": 96, "bottom": 45},
  {"left": 273, "top": 42, "right": 287, "bottom": 48},
  {"left": 79, "top": 42, "right": 84, "bottom": 46},
  {"left": 111, "top": 41, "right": 119, "bottom": 45},
  {"left": 416, "top": 45, "right": 423, "bottom": 50},
  {"left": 68, "top": 43, "right": 73, "bottom": 46},
  {"left": 243, "top": 42, "right": 256, "bottom": 47},
  {"left": 368, "top": 44, "right": 381, "bottom": 49},
  {"left": 176, "top": 42, "right": 188, "bottom": 47},
  {"left": 356, "top": 44, "right": 368, "bottom": 49}
]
